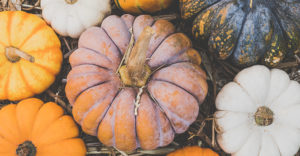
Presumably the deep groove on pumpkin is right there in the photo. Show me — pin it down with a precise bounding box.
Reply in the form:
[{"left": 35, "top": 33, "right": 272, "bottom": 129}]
[
  {"left": 268, "top": 9, "right": 289, "bottom": 47},
  {"left": 18, "top": 64, "right": 35, "bottom": 94},
  {"left": 184, "top": 0, "right": 222, "bottom": 19},
  {"left": 146, "top": 90, "right": 176, "bottom": 134},
  {"left": 18, "top": 22, "right": 47, "bottom": 49},
  {"left": 101, "top": 28, "right": 123, "bottom": 57},
  {"left": 73, "top": 80, "right": 111, "bottom": 103},
  {"left": 80, "top": 47, "right": 114, "bottom": 65},
  {"left": 72, "top": 63, "right": 110, "bottom": 71},
  {"left": 152, "top": 79, "right": 202, "bottom": 107},
  {"left": 148, "top": 32, "right": 176, "bottom": 59},
  {"left": 230, "top": 10, "right": 250, "bottom": 60}
]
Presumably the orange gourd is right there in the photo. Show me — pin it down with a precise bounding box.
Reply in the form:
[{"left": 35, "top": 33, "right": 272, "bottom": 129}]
[
  {"left": 115, "top": 0, "right": 172, "bottom": 14},
  {"left": 0, "top": 98, "right": 86, "bottom": 156},
  {"left": 0, "top": 11, "right": 62, "bottom": 101},
  {"left": 66, "top": 14, "right": 208, "bottom": 151},
  {"left": 167, "top": 146, "right": 219, "bottom": 156}
]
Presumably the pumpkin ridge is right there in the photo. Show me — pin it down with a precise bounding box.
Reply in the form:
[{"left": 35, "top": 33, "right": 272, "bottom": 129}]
[
  {"left": 32, "top": 63, "right": 58, "bottom": 75},
  {"left": 233, "top": 81, "right": 257, "bottom": 106},
  {"left": 101, "top": 28, "right": 123, "bottom": 58},
  {"left": 67, "top": 72, "right": 110, "bottom": 80},
  {"left": 26, "top": 46, "right": 61, "bottom": 54},
  {"left": 229, "top": 10, "right": 250, "bottom": 61},
  {"left": 6, "top": 11, "right": 15, "bottom": 46},
  {"left": 146, "top": 90, "right": 176, "bottom": 134},
  {"left": 79, "top": 88, "right": 119, "bottom": 126},
  {"left": 80, "top": 47, "right": 114, "bottom": 65},
  {"left": 18, "top": 23, "right": 47, "bottom": 49},
  {"left": 95, "top": 90, "right": 121, "bottom": 140},
  {"left": 17, "top": 63, "right": 35, "bottom": 94},
  {"left": 184, "top": 0, "right": 222, "bottom": 20},
  {"left": 148, "top": 32, "right": 174, "bottom": 59},
  {"left": 71, "top": 63, "right": 111, "bottom": 71},
  {"left": 150, "top": 60, "right": 192, "bottom": 75},
  {"left": 4, "top": 66, "right": 12, "bottom": 99},
  {"left": 267, "top": 9, "right": 288, "bottom": 47},
  {"left": 152, "top": 79, "right": 202, "bottom": 106},
  {"left": 74, "top": 80, "right": 111, "bottom": 103}
]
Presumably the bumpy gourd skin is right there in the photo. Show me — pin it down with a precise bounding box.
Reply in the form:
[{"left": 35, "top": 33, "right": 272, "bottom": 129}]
[
  {"left": 180, "top": 0, "right": 300, "bottom": 66},
  {"left": 0, "top": 11, "right": 62, "bottom": 101},
  {"left": 115, "top": 0, "right": 172, "bottom": 14},
  {"left": 66, "top": 14, "right": 208, "bottom": 151}
]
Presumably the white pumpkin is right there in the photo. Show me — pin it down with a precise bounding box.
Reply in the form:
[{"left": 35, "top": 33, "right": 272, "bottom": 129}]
[
  {"left": 215, "top": 65, "right": 300, "bottom": 156},
  {"left": 41, "top": 0, "right": 111, "bottom": 38}
]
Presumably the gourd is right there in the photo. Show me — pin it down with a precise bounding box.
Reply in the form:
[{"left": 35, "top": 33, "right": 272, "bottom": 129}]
[
  {"left": 167, "top": 146, "right": 219, "bottom": 156},
  {"left": 65, "top": 14, "right": 208, "bottom": 151},
  {"left": 180, "top": 0, "right": 300, "bottom": 66},
  {"left": 41, "top": 0, "right": 111, "bottom": 38},
  {"left": 0, "top": 98, "right": 86, "bottom": 156},
  {"left": 0, "top": 11, "right": 62, "bottom": 101},
  {"left": 114, "top": 0, "right": 172, "bottom": 14},
  {"left": 215, "top": 65, "right": 300, "bottom": 156}
]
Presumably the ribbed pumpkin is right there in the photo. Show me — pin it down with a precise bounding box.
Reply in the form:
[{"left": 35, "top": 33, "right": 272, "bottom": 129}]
[
  {"left": 180, "top": 0, "right": 300, "bottom": 66},
  {"left": 114, "top": 0, "right": 172, "bottom": 14},
  {"left": 0, "top": 98, "right": 86, "bottom": 156},
  {"left": 65, "top": 14, "right": 208, "bottom": 151},
  {"left": 167, "top": 146, "right": 219, "bottom": 156},
  {"left": 0, "top": 11, "right": 62, "bottom": 101}
]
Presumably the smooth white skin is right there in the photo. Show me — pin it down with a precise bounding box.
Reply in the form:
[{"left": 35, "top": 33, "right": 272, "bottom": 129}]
[
  {"left": 215, "top": 65, "right": 300, "bottom": 156},
  {"left": 41, "top": 0, "right": 111, "bottom": 38}
]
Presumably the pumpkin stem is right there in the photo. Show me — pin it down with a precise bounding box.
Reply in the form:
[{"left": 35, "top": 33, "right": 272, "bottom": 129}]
[
  {"left": 153, "top": 13, "right": 178, "bottom": 21},
  {"left": 254, "top": 106, "right": 273, "bottom": 126},
  {"left": 16, "top": 141, "right": 37, "bottom": 156},
  {"left": 249, "top": 0, "right": 253, "bottom": 8},
  {"left": 119, "top": 26, "right": 154, "bottom": 87},
  {"left": 5, "top": 47, "right": 35, "bottom": 63},
  {"left": 65, "top": 0, "right": 78, "bottom": 4}
]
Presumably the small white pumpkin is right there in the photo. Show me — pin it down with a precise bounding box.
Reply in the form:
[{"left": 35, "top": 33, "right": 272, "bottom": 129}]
[
  {"left": 215, "top": 65, "right": 300, "bottom": 156},
  {"left": 41, "top": 0, "right": 111, "bottom": 38}
]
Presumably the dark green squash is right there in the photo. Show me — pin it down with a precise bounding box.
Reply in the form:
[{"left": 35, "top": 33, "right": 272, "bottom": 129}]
[{"left": 180, "top": 0, "right": 300, "bottom": 66}]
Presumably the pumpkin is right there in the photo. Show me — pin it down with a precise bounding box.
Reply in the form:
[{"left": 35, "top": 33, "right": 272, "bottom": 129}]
[
  {"left": 215, "top": 65, "right": 300, "bottom": 156},
  {"left": 114, "top": 0, "right": 172, "bottom": 14},
  {"left": 41, "top": 0, "right": 111, "bottom": 38},
  {"left": 0, "top": 11, "right": 62, "bottom": 101},
  {"left": 0, "top": 98, "right": 86, "bottom": 156},
  {"left": 167, "top": 146, "right": 219, "bottom": 156},
  {"left": 65, "top": 14, "right": 208, "bottom": 151},
  {"left": 180, "top": 0, "right": 300, "bottom": 66}
]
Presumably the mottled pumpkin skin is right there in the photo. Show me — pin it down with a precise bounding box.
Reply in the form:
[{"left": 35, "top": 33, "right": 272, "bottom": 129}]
[
  {"left": 180, "top": 0, "right": 300, "bottom": 66},
  {"left": 167, "top": 146, "right": 219, "bottom": 156},
  {"left": 0, "top": 11, "right": 62, "bottom": 101},
  {"left": 115, "top": 0, "right": 172, "bottom": 14},
  {"left": 65, "top": 14, "right": 208, "bottom": 151},
  {"left": 0, "top": 98, "right": 86, "bottom": 156}
]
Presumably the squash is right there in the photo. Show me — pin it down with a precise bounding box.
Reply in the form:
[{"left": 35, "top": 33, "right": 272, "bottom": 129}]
[
  {"left": 41, "top": 0, "right": 111, "bottom": 38},
  {"left": 65, "top": 14, "right": 208, "bottom": 151},
  {"left": 0, "top": 11, "right": 62, "bottom": 101},
  {"left": 167, "top": 146, "right": 219, "bottom": 156},
  {"left": 0, "top": 98, "right": 86, "bottom": 156},
  {"left": 180, "top": 0, "right": 300, "bottom": 66},
  {"left": 215, "top": 65, "right": 300, "bottom": 156},
  {"left": 114, "top": 0, "right": 172, "bottom": 14}
]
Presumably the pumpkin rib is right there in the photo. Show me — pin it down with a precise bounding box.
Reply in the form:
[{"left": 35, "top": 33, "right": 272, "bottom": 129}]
[
  {"left": 150, "top": 60, "right": 193, "bottom": 75},
  {"left": 18, "top": 23, "right": 47, "bottom": 49},
  {"left": 4, "top": 66, "right": 12, "bottom": 100},
  {"left": 80, "top": 46, "right": 114, "bottom": 66},
  {"left": 79, "top": 88, "right": 120, "bottom": 126},
  {"left": 181, "top": 0, "right": 222, "bottom": 19},
  {"left": 26, "top": 45, "right": 61, "bottom": 54},
  {"left": 17, "top": 63, "right": 35, "bottom": 95},
  {"left": 71, "top": 63, "right": 110, "bottom": 72},
  {"left": 73, "top": 80, "right": 111, "bottom": 103},
  {"left": 268, "top": 9, "right": 288, "bottom": 46},
  {"left": 146, "top": 90, "right": 176, "bottom": 134},
  {"left": 152, "top": 79, "right": 202, "bottom": 106},
  {"left": 6, "top": 11, "right": 13, "bottom": 45},
  {"left": 229, "top": 11, "right": 250, "bottom": 61},
  {"left": 148, "top": 32, "right": 175, "bottom": 59},
  {"left": 32, "top": 63, "right": 57, "bottom": 75},
  {"left": 101, "top": 28, "right": 123, "bottom": 58}
]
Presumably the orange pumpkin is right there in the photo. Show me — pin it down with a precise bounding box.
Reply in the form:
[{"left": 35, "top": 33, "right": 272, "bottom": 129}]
[
  {"left": 66, "top": 14, "right": 208, "bottom": 151},
  {"left": 114, "top": 0, "right": 172, "bottom": 14},
  {"left": 0, "top": 98, "right": 86, "bottom": 156},
  {"left": 0, "top": 11, "right": 62, "bottom": 101},
  {"left": 167, "top": 146, "right": 219, "bottom": 156}
]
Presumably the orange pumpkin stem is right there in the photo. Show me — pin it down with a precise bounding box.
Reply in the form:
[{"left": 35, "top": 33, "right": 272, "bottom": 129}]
[
  {"left": 16, "top": 141, "right": 37, "bottom": 156},
  {"left": 65, "top": 0, "right": 78, "bottom": 4},
  {"left": 119, "top": 26, "right": 154, "bottom": 87},
  {"left": 5, "top": 47, "right": 35, "bottom": 63}
]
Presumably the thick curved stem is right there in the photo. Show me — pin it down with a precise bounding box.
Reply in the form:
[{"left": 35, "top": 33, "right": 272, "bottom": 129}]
[{"left": 5, "top": 47, "right": 35, "bottom": 63}]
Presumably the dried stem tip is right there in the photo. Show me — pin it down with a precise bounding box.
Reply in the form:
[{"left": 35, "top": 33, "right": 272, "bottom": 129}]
[
  {"left": 5, "top": 47, "right": 35, "bottom": 63},
  {"left": 16, "top": 141, "right": 37, "bottom": 156}
]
